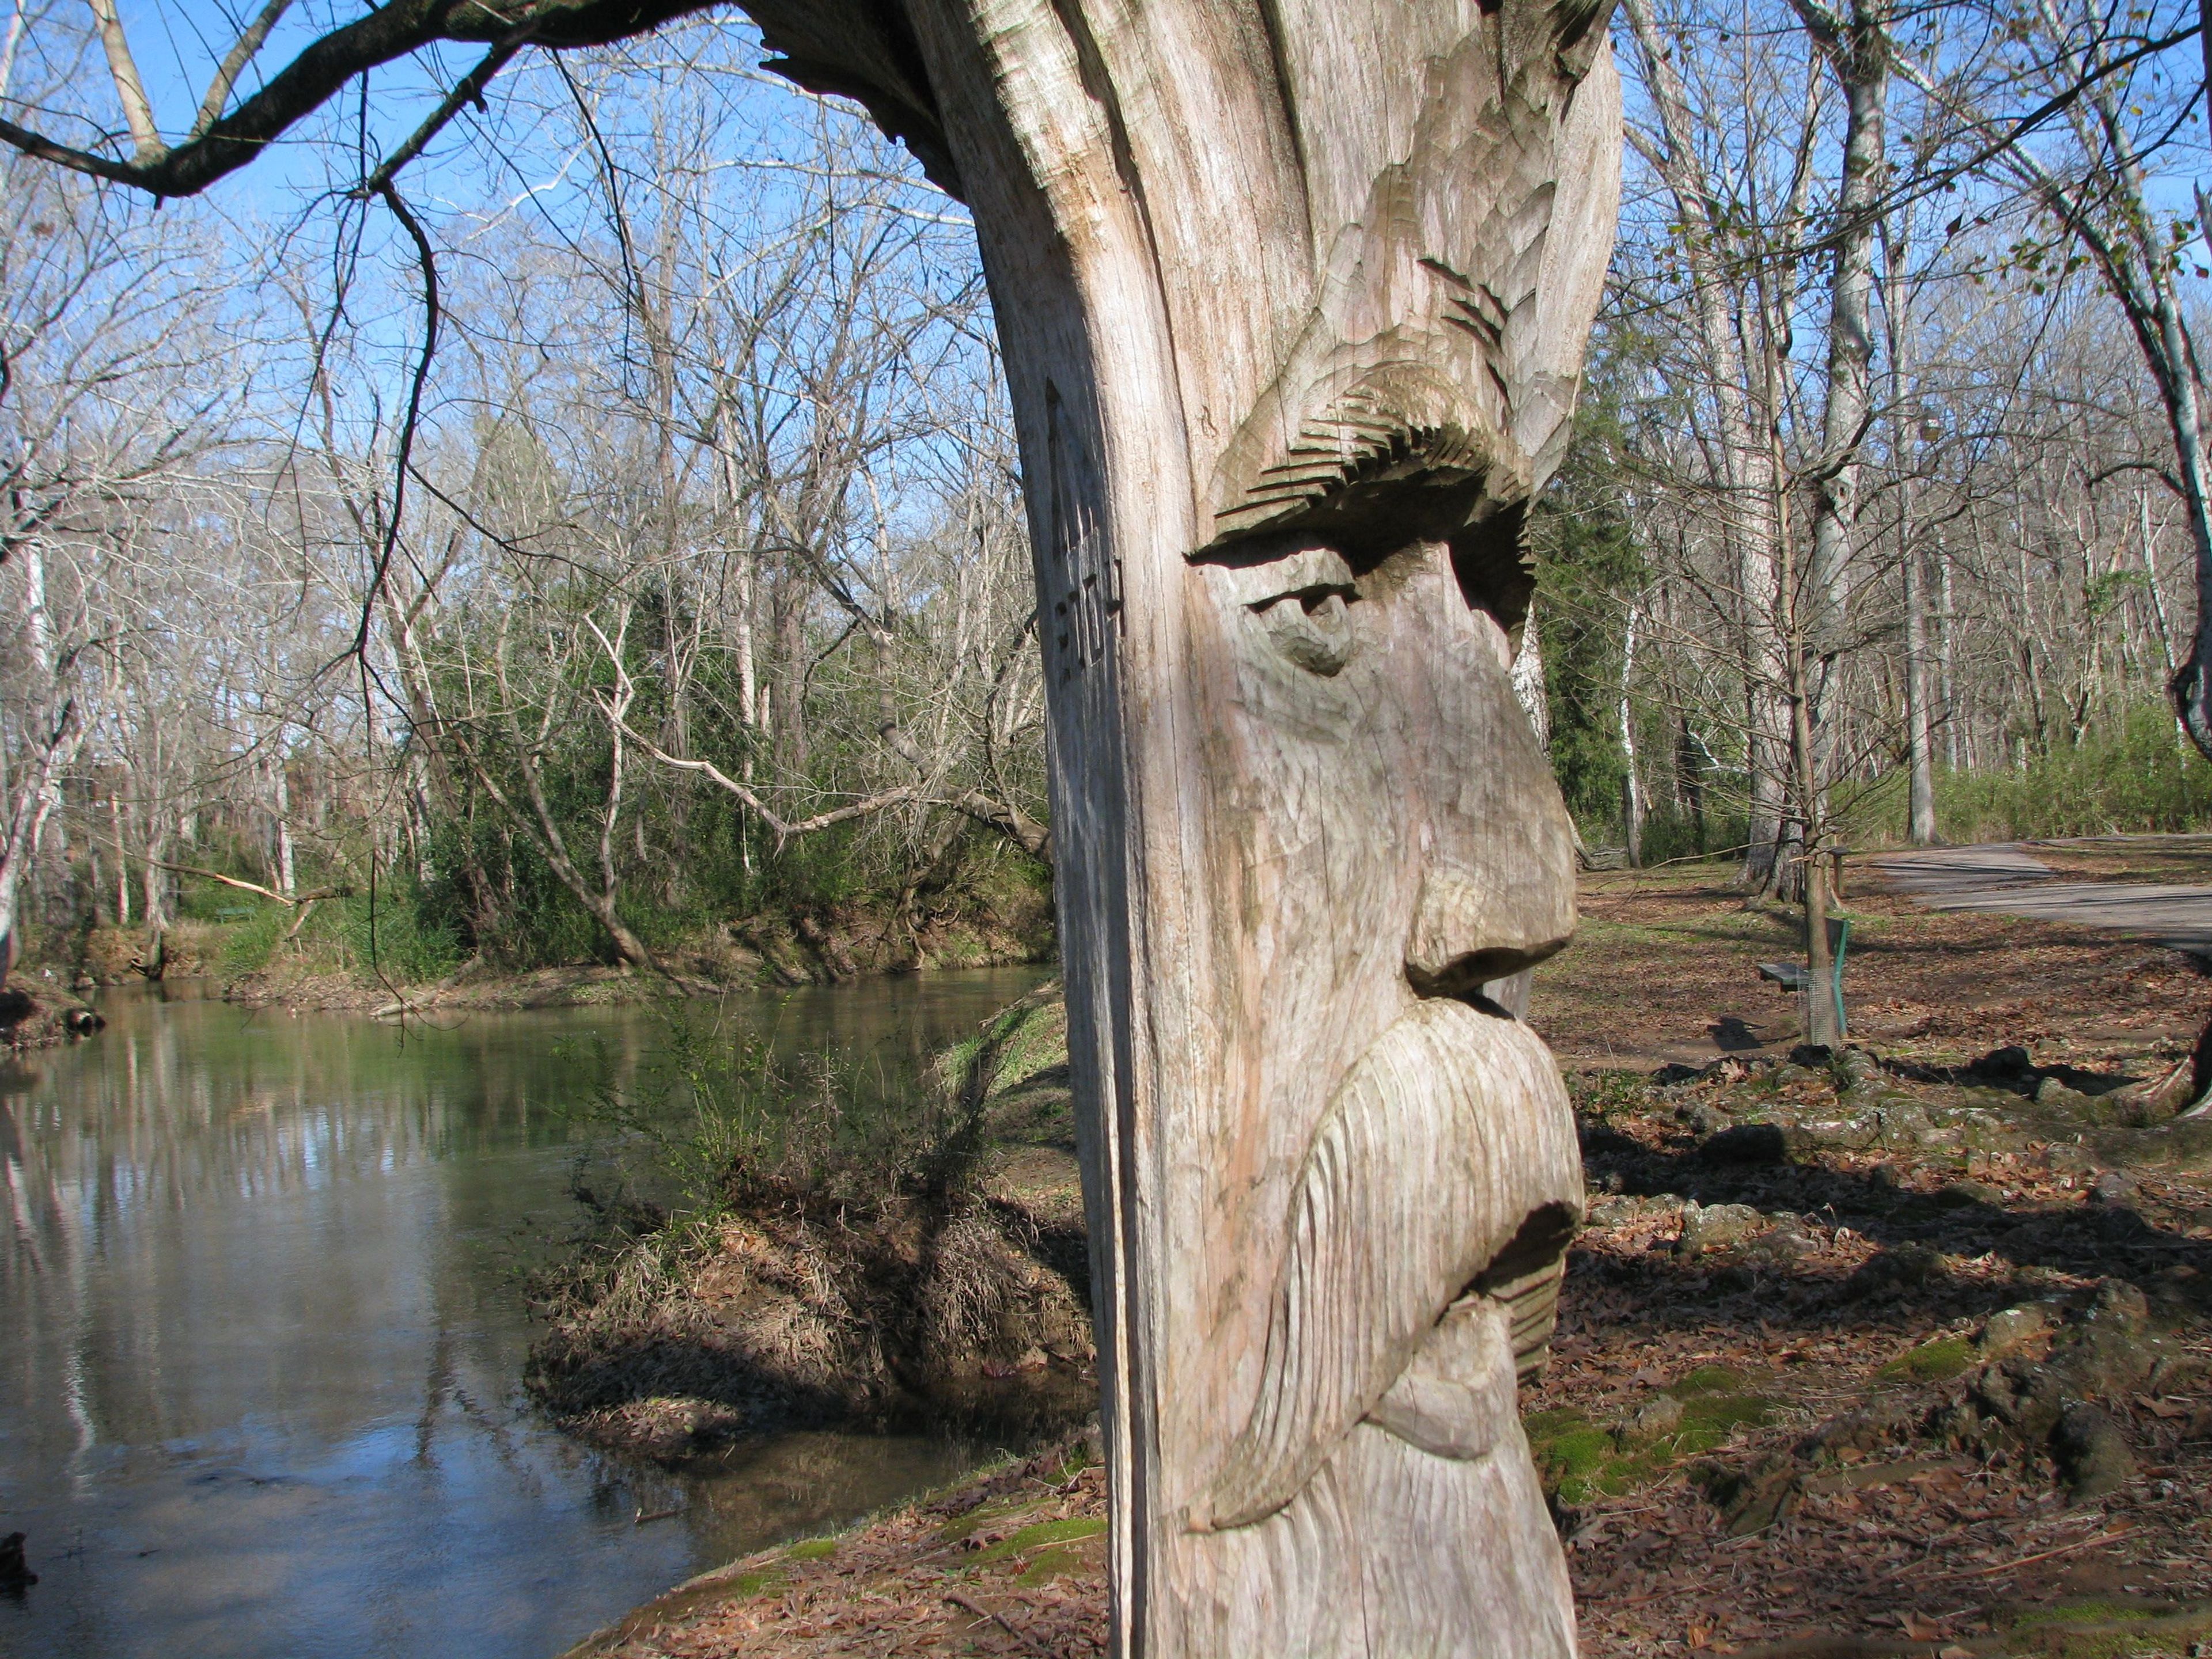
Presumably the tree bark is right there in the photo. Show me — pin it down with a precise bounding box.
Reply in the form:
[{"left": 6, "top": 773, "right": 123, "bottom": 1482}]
[
  {"left": 1902, "top": 527, "right": 1937, "bottom": 844},
  {"left": 1621, "top": 603, "right": 1645, "bottom": 865},
  {"left": 1513, "top": 599, "right": 1552, "bottom": 754}
]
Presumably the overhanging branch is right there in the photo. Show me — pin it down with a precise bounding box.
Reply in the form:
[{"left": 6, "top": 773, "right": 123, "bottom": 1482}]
[{"left": 6, "top": 0, "right": 716, "bottom": 198}]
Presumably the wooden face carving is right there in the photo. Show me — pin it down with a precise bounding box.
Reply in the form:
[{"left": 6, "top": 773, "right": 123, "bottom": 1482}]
[{"left": 1130, "top": 531, "right": 1582, "bottom": 1647}]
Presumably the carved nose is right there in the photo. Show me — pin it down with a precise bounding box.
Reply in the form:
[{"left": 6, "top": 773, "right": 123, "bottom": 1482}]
[{"left": 1404, "top": 862, "right": 1575, "bottom": 1001}]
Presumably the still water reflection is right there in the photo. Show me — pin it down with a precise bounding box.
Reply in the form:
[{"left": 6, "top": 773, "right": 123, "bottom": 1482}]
[{"left": 0, "top": 968, "right": 1048, "bottom": 1659}]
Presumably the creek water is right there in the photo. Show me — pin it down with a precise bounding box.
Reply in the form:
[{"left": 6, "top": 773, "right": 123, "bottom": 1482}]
[{"left": 0, "top": 966, "right": 1050, "bottom": 1659}]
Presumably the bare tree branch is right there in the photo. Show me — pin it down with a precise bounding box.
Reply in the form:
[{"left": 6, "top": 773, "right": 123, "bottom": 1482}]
[
  {"left": 3, "top": 0, "right": 718, "bottom": 198},
  {"left": 191, "top": 0, "right": 295, "bottom": 139},
  {"left": 143, "top": 858, "right": 353, "bottom": 906},
  {"left": 84, "top": 0, "right": 161, "bottom": 161}
]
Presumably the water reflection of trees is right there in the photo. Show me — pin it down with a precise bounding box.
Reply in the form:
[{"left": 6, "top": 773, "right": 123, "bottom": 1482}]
[
  {"left": 0, "top": 974, "right": 1043, "bottom": 1459},
  {"left": 0, "top": 999, "right": 666, "bottom": 1453}
]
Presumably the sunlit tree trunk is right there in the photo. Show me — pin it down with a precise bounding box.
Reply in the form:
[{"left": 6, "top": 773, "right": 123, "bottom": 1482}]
[
  {"left": 1619, "top": 603, "right": 1645, "bottom": 865},
  {"left": 1623, "top": 0, "right": 1792, "bottom": 889},
  {"left": 1794, "top": 0, "right": 1890, "bottom": 756}
]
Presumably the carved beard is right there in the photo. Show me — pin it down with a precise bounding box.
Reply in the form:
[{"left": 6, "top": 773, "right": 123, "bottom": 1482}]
[{"left": 1191, "top": 998, "right": 1581, "bottom": 1532}]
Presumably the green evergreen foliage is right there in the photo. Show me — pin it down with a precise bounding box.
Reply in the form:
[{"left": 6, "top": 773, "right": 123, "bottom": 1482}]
[{"left": 1531, "top": 325, "right": 1660, "bottom": 836}]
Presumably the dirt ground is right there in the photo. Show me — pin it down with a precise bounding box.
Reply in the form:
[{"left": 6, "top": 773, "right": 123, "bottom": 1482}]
[
  {"left": 553, "top": 859, "right": 2212, "bottom": 1659},
  {"left": 2021, "top": 837, "right": 2212, "bottom": 888}
]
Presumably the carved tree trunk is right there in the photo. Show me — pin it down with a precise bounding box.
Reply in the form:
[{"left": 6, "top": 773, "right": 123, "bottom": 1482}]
[{"left": 748, "top": 4, "right": 1624, "bottom": 1652}]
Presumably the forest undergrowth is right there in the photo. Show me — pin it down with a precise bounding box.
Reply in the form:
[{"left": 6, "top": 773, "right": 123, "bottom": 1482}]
[{"left": 32, "top": 847, "right": 1056, "bottom": 1017}]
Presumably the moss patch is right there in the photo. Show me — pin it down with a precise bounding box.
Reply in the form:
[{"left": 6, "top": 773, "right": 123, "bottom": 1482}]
[
  {"left": 1881, "top": 1335, "right": 1977, "bottom": 1382},
  {"left": 2010, "top": 1604, "right": 2165, "bottom": 1628},
  {"left": 935, "top": 1488, "right": 1049, "bottom": 1545},
  {"left": 1525, "top": 1383, "right": 1779, "bottom": 1506},
  {"left": 1981, "top": 1599, "right": 2212, "bottom": 1659},
  {"left": 1015, "top": 1543, "right": 1092, "bottom": 1586},
  {"left": 967, "top": 1514, "right": 1108, "bottom": 1566},
  {"left": 786, "top": 1538, "right": 838, "bottom": 1561},
  {"left": 1672, "top": 1365, "right": 1747, "bottom": 1395}
]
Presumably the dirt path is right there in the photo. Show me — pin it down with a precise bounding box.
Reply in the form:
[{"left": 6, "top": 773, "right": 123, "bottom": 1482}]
[
  {"left": 1530, "top": 864, "right": 2212, "bottom": 1077},
  {"left": 1869, "top": 842, "right": 2212, "bottom": 960}
]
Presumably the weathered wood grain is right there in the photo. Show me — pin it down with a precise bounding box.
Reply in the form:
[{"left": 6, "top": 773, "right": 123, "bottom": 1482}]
[{"left": 733, "top": 3, "right": 1623, "bottom": 1652}]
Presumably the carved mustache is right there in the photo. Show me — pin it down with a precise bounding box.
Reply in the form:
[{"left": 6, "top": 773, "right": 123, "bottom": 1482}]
[{"left": 1192, "top": 999, "right": 1582, "bottom": 1532}]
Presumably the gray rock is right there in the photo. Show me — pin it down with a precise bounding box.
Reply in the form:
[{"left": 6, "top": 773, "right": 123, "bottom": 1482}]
[
  {"left": 1935, "top": 1178, "right": 2007, "bottom": 1209},
  {"left": 1681, "top": 1102, "right": 1735, "bottom": 1137},
  {"left": 2054, "top": 1403, "right": 2135, "bottom": 1499},
  {"left": 1699, "top": 1123, "right": 1793, "bottom": 1165},
  {"left": 1975, "top": 1280, "right": 2161, "bottom": 1439},
  {"left": 1973, "top": 1356, "right": 2069, "bottom": 1443},
  {"left": 1844, "top": 1242, "right": 1944, "bottom": 1299},
  {"left": 1870, "top": 1102, "right": 1939, "bottom": 1146},
  {"left": 2036, "top": 1075, "right": 2093, "bottom": 1109},
  {"left": 1834, "top": 1047, "right": 1883, "bottom": 1094},
  {"left": 1676, "top": 1201, "right": 1767, "bottom": 1258},
  {"left": 1978, "top": 1302, "right": 2056, "bottom": 1361},
  {"left": 1748, "top": 1226, "right": 1819, "bottom": 1266},
  {"left": 1584, "top": 1196, "right": 1639, "bottom": 1228},
  {"left": 1616, "top": 1393, "right": 1685, "bottom": 1443},
  {"left": 2044, "top": 1142, "right": 2101, "bottom": 1177},
  {"left": 2090, "top": 1169, "right": 2139, "bottom": 1205}
]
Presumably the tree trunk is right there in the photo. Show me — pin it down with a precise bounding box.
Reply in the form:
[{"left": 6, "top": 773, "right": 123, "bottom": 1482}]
[
  {"left": 1789, "top": 597, "right": 1843, "bottom": 1046},
  {"left": 734, "top": 2, "right": 1623, "bottom": 1650},
  {"left": 1903, "top": 532, "right": 1937, "bottom": 844},
  {"left": 0, "top": 717, "right": 74, "bottom": 983},
  {"left": 273, "top": 752, "right": 297, "bottom": 899},
  {"left": 1513, "top": 600, "right": 1552, "bottom": 753},
  {"left": 1794, "top": 0, "right": 1889, "bottom": 825},
  {"left": 1621, "top": 0, "right": 1791, "bottom": 892},
  {"left": 1620, "top": 603, "right": 1645, "bottom": 865},
  {"left": 1677, "top": 716, "right": 1707, "bottom": 851},
  {"left": 1885, "top": 245, "right": 1937, "bottom": 846},
  {"left": 1934, "top": 535, "right": 1956, "bottom": 764},
  {"left": 111, "top": 793, "right": 131, "bottom": 927},
  {"left": 2141, "top": 490, "right": 2180, "bottom": 676},
  {"left": 2156, "top": 294, "right": 2212, "bottom": 760}
]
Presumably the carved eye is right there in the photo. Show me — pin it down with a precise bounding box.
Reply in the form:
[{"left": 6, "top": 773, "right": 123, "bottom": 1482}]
[{"left": 1253, "top": 586, "right": 1357, "bottom": 676}]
